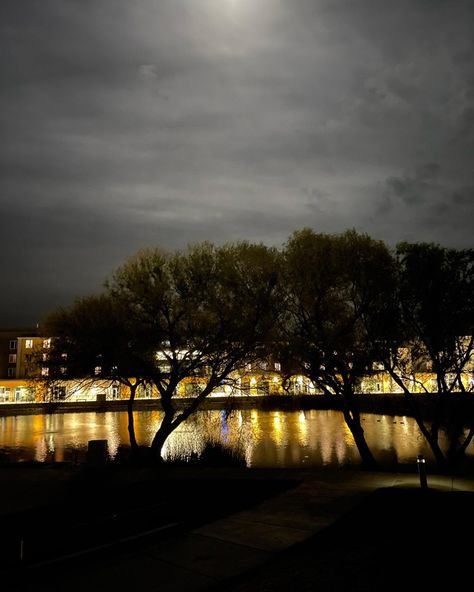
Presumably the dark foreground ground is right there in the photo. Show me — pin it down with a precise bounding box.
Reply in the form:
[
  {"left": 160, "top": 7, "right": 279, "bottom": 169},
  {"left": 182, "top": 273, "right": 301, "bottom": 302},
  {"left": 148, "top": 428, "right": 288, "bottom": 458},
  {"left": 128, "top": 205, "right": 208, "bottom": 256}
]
[
  {"left": 0, "top": 463, "right": 300, "bottom": 569},
  {"left": 220, "top": 486, "right": 474, "bottom": 592},
  {"left": 1, "top": 463, "right": 473, "bottom": 591}
]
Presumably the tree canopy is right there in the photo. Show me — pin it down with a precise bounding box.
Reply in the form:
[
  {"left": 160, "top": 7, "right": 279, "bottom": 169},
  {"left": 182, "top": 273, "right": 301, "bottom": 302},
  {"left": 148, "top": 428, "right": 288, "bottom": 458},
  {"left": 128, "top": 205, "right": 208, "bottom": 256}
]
[
  {"left": 42, "top": 231, "right": 474, "bottom": 470},
  {"left": 45, "top": 241, "right": 280, "bottom": 461},
  {"left": 279, "top": 228, "right": 396, "bottom": 468}
]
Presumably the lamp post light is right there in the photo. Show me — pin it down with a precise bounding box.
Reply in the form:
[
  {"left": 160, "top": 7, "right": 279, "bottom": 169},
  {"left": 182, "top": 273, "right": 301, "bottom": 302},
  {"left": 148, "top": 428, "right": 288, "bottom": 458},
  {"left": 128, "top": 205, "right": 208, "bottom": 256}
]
[{"left": 417, "top": 454, "right": 428, "bottom": 489}]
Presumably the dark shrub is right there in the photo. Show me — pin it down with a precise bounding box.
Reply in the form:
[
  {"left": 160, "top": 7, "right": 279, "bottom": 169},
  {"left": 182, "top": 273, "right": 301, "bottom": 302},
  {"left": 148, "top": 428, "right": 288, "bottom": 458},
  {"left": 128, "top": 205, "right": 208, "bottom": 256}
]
[
  {"left": 167, "top": 440, "right": 246, "bottom": 467},
  {"left": 198, "top": 441, "right": 246, "bottom": 467}
]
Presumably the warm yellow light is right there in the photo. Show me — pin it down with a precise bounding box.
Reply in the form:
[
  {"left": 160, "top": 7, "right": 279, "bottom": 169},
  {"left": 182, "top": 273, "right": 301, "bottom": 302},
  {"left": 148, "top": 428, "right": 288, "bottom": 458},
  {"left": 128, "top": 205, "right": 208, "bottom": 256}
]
[{"left": 272, "top": 411, "right": 283, "bottom": 446}]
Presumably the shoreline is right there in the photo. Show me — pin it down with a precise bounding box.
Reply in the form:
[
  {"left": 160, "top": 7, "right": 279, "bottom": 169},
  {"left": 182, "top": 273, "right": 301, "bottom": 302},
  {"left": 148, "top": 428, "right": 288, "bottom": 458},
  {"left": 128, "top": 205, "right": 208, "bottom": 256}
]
[{"left": 1, "top": 392, "right": 473, "bottom": 418}]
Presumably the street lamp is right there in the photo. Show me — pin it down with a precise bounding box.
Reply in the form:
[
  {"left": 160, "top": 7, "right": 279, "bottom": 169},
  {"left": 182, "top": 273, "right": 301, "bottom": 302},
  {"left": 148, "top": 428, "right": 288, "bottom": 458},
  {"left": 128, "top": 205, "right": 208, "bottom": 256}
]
[{"left": 417, "top": 454, "right": 428, "bottom": 489}]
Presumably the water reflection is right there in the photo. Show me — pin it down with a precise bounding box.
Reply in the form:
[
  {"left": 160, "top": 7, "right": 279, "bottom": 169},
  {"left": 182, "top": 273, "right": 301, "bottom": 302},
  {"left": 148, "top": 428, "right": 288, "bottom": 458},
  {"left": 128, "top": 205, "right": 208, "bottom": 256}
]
[{"left": 1, "top": 409, "right": 474, "bottom": 470}]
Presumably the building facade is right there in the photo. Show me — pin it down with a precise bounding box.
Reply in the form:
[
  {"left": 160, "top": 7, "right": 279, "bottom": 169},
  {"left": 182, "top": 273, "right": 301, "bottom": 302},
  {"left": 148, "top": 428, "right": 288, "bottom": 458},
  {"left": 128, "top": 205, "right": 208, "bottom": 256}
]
[
  {"left": 1, "top": 328, "right": 473, "bottom": 403},
  {"left": 0, "top": 328, "right": 42, "bottom": 402}
]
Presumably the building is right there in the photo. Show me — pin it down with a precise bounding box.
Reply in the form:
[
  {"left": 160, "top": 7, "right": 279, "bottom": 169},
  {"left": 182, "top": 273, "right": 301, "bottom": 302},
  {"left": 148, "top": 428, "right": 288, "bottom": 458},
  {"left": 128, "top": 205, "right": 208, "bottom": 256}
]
[
  {"left": 0, "top": 328, "right": 44, "bottom": 401},
  {"left": 1, "top": 328, "right": 473, "bottom": 403}
]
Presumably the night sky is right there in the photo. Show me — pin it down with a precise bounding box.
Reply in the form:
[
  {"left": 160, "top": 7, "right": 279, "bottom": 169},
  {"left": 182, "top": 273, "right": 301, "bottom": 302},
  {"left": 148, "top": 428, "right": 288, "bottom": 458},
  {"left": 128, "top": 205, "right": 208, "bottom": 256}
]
[{"left": 1, "top": 0, "right": 473, "bottom": 326}]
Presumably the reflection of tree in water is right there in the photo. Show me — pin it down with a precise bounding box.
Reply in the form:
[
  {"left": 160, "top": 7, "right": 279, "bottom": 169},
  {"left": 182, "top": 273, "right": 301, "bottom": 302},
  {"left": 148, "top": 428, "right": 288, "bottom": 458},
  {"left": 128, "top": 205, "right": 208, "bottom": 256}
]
[
  {"left": 34, "top": 438, "right": 48, "bottom": 463},
  {"left": 7, "top": 409, "right": 474, "bottom": 469},
  {"left": 162, "top": 410, "right": 258, "bottom": 464},
  {"left": 158, "top": 410, "right": 468, "bottom": 468},
  {"left": 225, "top": 410, "right": 261, "bottom": 465}
]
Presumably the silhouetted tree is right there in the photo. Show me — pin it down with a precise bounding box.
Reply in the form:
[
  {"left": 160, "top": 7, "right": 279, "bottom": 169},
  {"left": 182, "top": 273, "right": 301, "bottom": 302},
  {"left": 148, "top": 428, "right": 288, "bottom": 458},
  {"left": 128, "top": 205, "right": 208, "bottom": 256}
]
[
  {"left": 106, "top": 241, "right": 280, "bottom": 461},
  {"left": 374, "top": 243, "right": 474, "bottom": 471},
  {"left": 44, "top": 294, "right": 153, "bottom": 452},
  {"left": 280, "top": 229, "right": 395, "bottom": 469}
]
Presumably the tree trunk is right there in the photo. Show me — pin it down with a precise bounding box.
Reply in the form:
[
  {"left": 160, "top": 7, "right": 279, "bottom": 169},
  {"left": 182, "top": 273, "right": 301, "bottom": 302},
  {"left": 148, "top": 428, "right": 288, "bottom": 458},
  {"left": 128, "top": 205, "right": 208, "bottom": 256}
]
[
  {"left": 337, "top": 383, "right": 379, "bottom": 470},
  {"left": 149, "top": 383, "right": 214, "bottom": 462},
  {"left": 150, "top": 413, "right": 175, "bottom": 462},
  {"left": 386, "top": 368, "right": 449, "bottom": 472},
  {"left": 127, "top": 384, "right": 139, "bottom": 453},
  {"left": 342, "top": 408, "right": 379, "bottom": 470}
]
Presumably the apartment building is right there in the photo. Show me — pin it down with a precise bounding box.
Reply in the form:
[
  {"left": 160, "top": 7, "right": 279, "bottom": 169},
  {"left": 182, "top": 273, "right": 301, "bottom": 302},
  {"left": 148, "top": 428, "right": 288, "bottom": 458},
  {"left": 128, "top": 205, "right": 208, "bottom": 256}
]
[
  {"left": 1, "top": 327, "right": 472, "bottom": 403},
  {"left": 0, "top": 328, "right": 42, "bottom": 402}
]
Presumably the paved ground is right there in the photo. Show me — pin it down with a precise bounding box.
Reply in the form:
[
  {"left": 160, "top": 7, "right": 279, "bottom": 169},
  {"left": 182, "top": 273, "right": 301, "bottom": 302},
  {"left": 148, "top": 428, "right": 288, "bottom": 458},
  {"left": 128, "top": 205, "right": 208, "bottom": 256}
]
[{"left": 3, "top": 464, "right": 474, "bottom": 591}]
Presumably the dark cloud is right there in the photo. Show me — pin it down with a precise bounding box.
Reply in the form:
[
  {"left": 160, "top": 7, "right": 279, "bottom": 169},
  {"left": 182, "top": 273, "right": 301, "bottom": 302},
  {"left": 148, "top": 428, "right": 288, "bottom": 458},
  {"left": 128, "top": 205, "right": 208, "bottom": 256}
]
[
  {"left": 384, "top": 163, "right": 442, "bottom": 205},
  {"left": 452, "top": 186, "right": 473, "bottom": 205},
  {"left": 370, "top": 164, "right": 474, "bottom": 247},
  {"left": 0, "top": 0, "right": 473, "bottom": 324}
]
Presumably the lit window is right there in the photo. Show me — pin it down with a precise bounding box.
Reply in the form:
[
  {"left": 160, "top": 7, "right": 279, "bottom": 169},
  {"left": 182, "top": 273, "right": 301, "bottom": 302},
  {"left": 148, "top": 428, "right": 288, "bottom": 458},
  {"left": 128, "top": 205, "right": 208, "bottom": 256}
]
[
  {"left": 9, "top": 354, "right": 17, "bottom": 364},
  {"left": 41, "top": 367, "right": 49, "bottom": 377},
  {"left": 274, "top": 362, "right": 281, "bottom": 371},
  {"left": 95, "top": 366, "right": 102, "bottom": 375},
  {"left": 42, "top": 353, "right": 48, "bottom": 362},
  {"left": 9, "top": 340, "right": 17, "bottom": 350},
  {"left": 43, "top": 339, "right": 51, "bottom": 349},
  {"left": 25, "top": 339, "right": 33, "bottom": 349}
]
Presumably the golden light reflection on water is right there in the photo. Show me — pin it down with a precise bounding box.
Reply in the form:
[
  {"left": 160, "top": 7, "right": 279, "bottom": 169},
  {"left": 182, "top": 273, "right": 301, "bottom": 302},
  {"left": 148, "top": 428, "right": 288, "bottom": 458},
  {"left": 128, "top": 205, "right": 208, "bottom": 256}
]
[
  {"left": 2, "top": 409, "right": 474, "bottom": 469},
  {"left": 297, "top": 411, "right": 308, "bottom": 446},
  {"left": 271, "top": 411, "right": 284, "bottom": 448}
]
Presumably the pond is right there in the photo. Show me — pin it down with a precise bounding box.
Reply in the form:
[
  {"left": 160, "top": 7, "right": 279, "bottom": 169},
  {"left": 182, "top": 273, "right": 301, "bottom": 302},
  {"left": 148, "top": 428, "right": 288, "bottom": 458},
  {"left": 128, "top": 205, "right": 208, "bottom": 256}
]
[{"left": 2, "top": 408, "right": 472, "bottom": 472}]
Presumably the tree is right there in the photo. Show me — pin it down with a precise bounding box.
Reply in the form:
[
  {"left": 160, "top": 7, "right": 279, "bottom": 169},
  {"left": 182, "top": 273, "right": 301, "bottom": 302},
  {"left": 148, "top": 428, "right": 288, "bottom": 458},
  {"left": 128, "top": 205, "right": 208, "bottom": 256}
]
[
  {"left": 374, "top": 243, "right": 474, "bottom": 471},
  {"left": 102, "top": 240, "right": 280, "bottom": 461},
  {"left": 44, "top": 294, "right": 153, "bottom": 453},
  {"left": 281, "top": 229, "right": 396, "bottom": 469}
]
